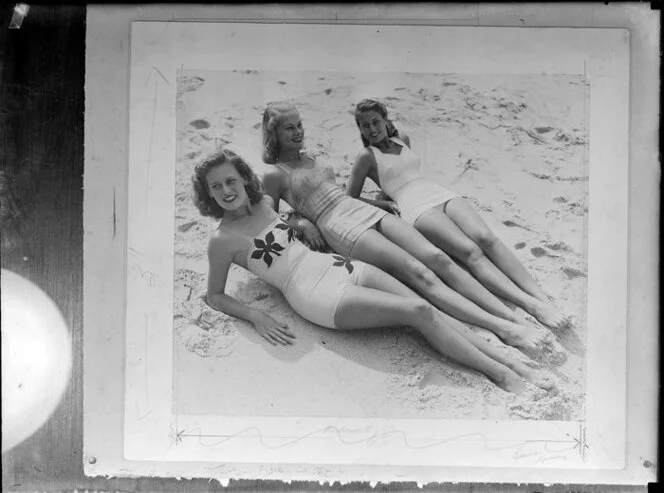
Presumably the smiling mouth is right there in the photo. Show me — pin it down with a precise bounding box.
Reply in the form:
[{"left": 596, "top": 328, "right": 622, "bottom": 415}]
[{"left": 222, "top": 195, "right": 237, "bottom": 203}]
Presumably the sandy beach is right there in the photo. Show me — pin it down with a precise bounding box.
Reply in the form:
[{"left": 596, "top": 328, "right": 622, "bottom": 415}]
[{"left": 171, "top": 70, "right": 588, "bottom": 421}]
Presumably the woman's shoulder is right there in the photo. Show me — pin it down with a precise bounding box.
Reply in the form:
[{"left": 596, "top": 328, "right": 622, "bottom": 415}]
[
  {"left": 258, "top": 194, "right": 276, "bottom": 209},
  {"left": 209, "top": 223, "right": 243, "bottom": 254},
  {"left": 262, "top": 166, "right": 287, "bottom": 188},
  {"left": 263, "top": 165, "right": 284, "bottom": 180},
  {"left": 353, "top": 146, "right": 377, "bottom": 170},
  {"left": 355, "top": 146, "right": 376, "bottom": 162}
]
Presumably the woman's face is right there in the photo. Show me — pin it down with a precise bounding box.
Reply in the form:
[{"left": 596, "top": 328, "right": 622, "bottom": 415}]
[
  {"left": 357, "top": 110, "right": 388, "bottom": 145},
  {"left": 205, "top": 163, "right": 248, "bottom": 212},
  {"left": 276, "top": 109, "right": 304, "bottom": 154}
]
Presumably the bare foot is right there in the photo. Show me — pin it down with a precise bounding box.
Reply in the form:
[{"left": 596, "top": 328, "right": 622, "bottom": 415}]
[
  {"left": 530, "top": 300, "right": 572, "bottom": 331},
  {"left": 500, "top": 323, "right": 568, "bottom": 366},
  {"left": 492, "top": 368, "right": 529, "bottom": 395},
  {"left": 536, "top": 333, "right": 568, "bottom": 366},
  {"left": 511, "top": 361, "right": 558, "bottom": 392},
  {"left": 499, "top": 322, "right": 550, "bottom": 359}
]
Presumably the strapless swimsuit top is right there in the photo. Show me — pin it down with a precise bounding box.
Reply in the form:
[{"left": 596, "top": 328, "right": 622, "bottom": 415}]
[
  {"left": 369, "top": 137, "right": 424, "bottom": 197},
  {"left": 277, "top": 163, "right": 347, "bottom": 222},
  {"left": 246, "top": 217, "right": 307, "bottom": 291}
]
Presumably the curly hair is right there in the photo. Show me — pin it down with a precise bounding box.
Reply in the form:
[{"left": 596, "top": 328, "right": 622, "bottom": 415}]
[
  {"left": 354, "top": 98, "right": 400, "bottom": 147},
  {"left": 261, "top": 101, "right": 298, "bottom": 164},
  {"left": 191, "top": 148, "right": 264, "bottom": 219}
]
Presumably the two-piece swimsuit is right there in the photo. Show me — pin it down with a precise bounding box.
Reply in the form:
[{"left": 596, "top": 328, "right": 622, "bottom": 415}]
[
  {"left": 368, "top": 137, "right": 459, "bottom": 225},
  {"left": 276, "top": 161, "right": 387, "bottom": 258},
  {"left": 245, "top": 216, "right": 368, "bottom": 329}
]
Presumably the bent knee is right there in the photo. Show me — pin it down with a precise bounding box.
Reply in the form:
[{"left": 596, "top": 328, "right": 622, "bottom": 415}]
[
  {"left": 475, "top": 230, "right": 499, "bottom": 250},
  {"left": 403, "top": 258, "right": 438, "bottom": 288},
  {"left": 409, "top": 299, "right": 437, "bottom": 323},
  {"left": 423, "top": 249, "right": 455, "bottom": 273},
  {"left": 460, "top": 243, "right": 485, "bottom": 265}
]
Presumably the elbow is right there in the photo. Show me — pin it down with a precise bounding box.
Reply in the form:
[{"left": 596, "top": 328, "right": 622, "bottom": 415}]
[{"left": 205, "top": 292, "right": 219, "bottom": 311}]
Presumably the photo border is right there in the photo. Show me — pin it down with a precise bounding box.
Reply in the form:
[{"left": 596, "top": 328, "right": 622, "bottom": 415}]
[{"left": 123, "top": 22, "right": 629, "bottom": 472}]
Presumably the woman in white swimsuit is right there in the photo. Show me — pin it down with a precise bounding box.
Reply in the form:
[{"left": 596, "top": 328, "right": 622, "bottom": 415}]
[
  {"left": 350, "top": 98, "right": 570, "bottom": 331},
  {"left": 193, "top": 147, "right": 556, "bottom": 394}
]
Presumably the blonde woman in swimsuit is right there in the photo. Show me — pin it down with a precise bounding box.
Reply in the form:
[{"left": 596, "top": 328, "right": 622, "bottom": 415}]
[
  {"left": 194, "top": 148, "right": 556, "bottom": 394},
  {"left": 350, "top": 98, "right": 570, "bottom": 331},
  {"left": 260, "top": 102, "right": 562, "bottom": 362}
]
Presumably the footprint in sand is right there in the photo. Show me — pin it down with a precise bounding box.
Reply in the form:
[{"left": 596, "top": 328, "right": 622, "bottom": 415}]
[
  {"left": 189, "top": 119, "right": 210, "bottom": 130},
  {"left": 530, "top": 247, "right": 553, "bottom": 258},
  {"left": 553, "top": 196, "right": 568, "bottom": 203},
  {"left": 514, "top": 242, "right": 526, "bottom": 250},
  {"left": 562, "top": 267, "right": 586, "bottom": 279},
  {"left": 502, "top": 219, "right": 530, "bottom": 231},
  {"left": 527, "top": 171, "right": 552, "bottom": 180},
  {"left": 178, "top": 220, "right": 198, "bottom": 233},
  {"left": 545, "top": 241, "right": 571, "bottom": 252}
]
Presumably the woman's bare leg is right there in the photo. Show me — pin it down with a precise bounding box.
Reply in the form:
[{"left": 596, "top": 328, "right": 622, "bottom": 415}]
[
  {"left": 333, "top": 281, "right": 528, "bottom": 394},
  {"left": 355, "top": 264, "right": 558, "bottom": 390},
  {"left": 349, "top": 228, "right": 549, "bottom": 355},
  {"left": 414, "top": 206, "right": 543, "bottom": 309},
  {"left": 374, "top": 214, "right": 521, "bottom": 323},
  {"left": 444, "top": 198, "right": 570, "bottom": 330}
]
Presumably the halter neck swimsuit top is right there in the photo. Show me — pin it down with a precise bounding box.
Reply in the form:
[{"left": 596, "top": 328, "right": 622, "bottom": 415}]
[
  {"left": 244, "top": 216, "right": 367, "bottom": 329},
  {"left": 369, "top": 137, "right": 423, "bottom": 198},
  {"left": 369, "top": 137, "right": 459, "bottom": 225}
]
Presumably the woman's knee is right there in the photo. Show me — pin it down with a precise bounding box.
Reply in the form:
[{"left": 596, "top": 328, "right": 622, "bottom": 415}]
[
  {"left": 459, "top": 242, "right": 485, "bottom": 265},
  {"left": 408, "top": 298, "right": 438, "bottom": 324},
  {"left": 475, "top": 229, "right": 499, "bottom": 251},
  {"left": 402, "top": 257, "right": 438, "bottom": 288},
  {"left": 422, "top": 248, "right": 456, "bottom": 274}
]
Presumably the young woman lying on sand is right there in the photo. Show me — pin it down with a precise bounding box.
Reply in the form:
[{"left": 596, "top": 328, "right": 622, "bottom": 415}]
[
  {"left": 349, "top": 98, "right": 570, "bottom": 332},
  {"left": 260, "top": 102, "right": 563, "bottom": 363},
  {"left": 193, "top": 148, "right": 556, "bottom": 395}
]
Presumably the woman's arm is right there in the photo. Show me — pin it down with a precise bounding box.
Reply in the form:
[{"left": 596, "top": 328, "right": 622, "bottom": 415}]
[
  {"left": 261, "top": 170, "right": 283, "bottom": 212},
  {"left": 263, "top": 173, "right": 326, "bottom": 250},
  {"left": 206, "top": 232, "right": 296, "bottom": 345},
  {"left": 347, "top": 150, "right": 373, "bottom": 199},
  {"left": 348, "top": 150, "right": 400, "bottom": 216}
]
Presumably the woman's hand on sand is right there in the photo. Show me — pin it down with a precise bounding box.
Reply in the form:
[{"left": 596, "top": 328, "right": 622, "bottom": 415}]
[
  {"left": 251, "top": 311, "right": 296, "bottom": 346},
  {"left": 298, "top": 218, "right": 326, "bottom": 251}
]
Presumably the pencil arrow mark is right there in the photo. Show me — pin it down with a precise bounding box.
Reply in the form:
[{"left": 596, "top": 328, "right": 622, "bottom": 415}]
[{"left": 143, "top": 67, "right": 169, "bottom": 229}]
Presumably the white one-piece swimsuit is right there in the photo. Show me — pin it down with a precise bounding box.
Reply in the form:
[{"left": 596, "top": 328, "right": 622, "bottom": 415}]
[
  {"left": 246, "top": 216, "right": 368, "bottom": 329},
  {"left": 369, "top": 137, "right": 459, "bottom": 225}
]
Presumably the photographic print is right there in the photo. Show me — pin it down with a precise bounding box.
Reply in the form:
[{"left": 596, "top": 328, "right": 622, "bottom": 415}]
[
  {"left": 119, "top": 22, "right": 629, "bottom": 477},
  {"left": 172, "top": 69, "right": 589, "bottom": 422}
]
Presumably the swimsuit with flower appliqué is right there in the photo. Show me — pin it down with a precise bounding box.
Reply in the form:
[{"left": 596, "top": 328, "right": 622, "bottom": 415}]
[
  {"left": 246, "top": 217, "right": 368, "bottom": 329},
  {"left": 369, "top": 137, "right": 459, "bottom": 225},
  {"left": 276, "top": 161, "right": 387, "bottom": 257}
]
